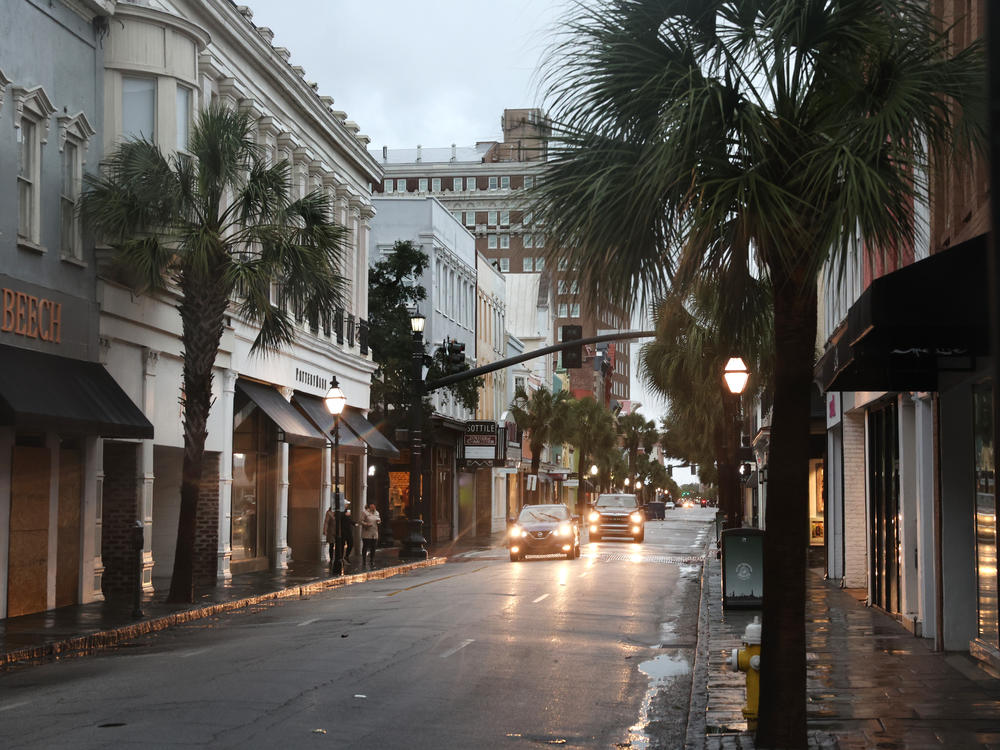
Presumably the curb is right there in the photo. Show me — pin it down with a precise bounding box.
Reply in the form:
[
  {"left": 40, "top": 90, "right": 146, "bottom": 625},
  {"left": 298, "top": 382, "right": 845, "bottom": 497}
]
[
  {"left": 684, "top": 538, "right": 713, "bottom": 750},
  {"left": 1, "top": 556, "right": 446, "bottom": 669}
]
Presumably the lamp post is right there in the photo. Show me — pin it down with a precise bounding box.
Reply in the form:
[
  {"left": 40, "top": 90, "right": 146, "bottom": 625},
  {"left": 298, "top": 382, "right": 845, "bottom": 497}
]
[
  {"left": 325, "top": 375, "right": 347, "bottom": 574},
  {"left": 400, "top": 311, "right": 428, "bottom": 559},
  {"left": 722, "top": 357, "right": 750, "bottom": 529}
]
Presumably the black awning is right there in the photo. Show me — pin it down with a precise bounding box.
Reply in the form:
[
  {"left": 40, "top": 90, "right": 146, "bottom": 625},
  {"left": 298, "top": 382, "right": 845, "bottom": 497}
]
[
  {"left": 339, "top": 406, "right": 401, "bottom": 459},
  {"left": 291, "top": 392, "right": 365, "bottom": 451},
  {"left": 816, "top": 235, "right": 988, "bottom": 392},
  {"left": 236, "top": 380, "right": 326, "bottom": 448},
  {"left": 0, "top": 344, "right": 153, "bottom": 439}
]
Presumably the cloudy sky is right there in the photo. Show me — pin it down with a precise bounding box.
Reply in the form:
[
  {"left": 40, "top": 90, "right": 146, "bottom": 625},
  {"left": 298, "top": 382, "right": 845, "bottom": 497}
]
[
  {"left": 246, "top": 0, "right": 572, "bottom": 150},
  {"left": 245, "top": 1, "right": 682, "bottom": 475}
]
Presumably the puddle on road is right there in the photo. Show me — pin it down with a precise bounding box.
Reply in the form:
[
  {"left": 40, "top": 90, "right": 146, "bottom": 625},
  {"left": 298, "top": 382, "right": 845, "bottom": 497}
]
[
  {"left": 639, "top": 652, "right": 691, "bottom": 681},
  {"left": 623, "top": 650, "right": 693, "bottom": 749}
]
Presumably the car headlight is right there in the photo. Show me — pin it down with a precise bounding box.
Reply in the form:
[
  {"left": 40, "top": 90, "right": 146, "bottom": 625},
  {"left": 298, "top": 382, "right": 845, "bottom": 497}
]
[
  {"left": 557, "top": 523, "right": 571, "bottom": 537},
  {"left": 508, "top": 525, "right": 522, "bottom": 538},
  {"left": 630, "top": 511, "right": 643, "bottom": 523},
  {"left": 589, "top": 511, "right": 600, "bottom": 522}
]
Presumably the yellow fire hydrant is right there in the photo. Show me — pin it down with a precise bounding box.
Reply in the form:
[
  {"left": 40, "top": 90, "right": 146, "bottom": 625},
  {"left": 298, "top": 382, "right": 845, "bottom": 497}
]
[{"left": 728, "top": 616, "right": 762, "bottom": 729}]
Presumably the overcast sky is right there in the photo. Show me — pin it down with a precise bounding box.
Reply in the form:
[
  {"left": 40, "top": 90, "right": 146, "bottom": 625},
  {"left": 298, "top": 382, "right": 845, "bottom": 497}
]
[
  {"left": 246, "top": 0, "right": 571, "bottom": 150},
  {"left": 245, "top": 1, "right": 684, "bottom": 473}
]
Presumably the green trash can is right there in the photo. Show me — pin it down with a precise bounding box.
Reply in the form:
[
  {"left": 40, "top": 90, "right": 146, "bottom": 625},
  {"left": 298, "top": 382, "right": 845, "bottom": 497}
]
[{"left": 721, "top": 528, "right": 764, "bottom": 609}]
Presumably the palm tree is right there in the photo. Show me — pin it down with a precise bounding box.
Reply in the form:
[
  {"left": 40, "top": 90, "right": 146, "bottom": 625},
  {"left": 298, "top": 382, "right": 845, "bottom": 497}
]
[
  {"left": 81, "top": 104, "right": 349, "bottom": 604},
  {"left": 508, "top": 386, "right": 572, "bottom": 502},
  {"left": 564, "top": 396, "right": 618, "bottom": 511},
  {"left": 617, "top": 411, "right": 659, "bottom": 488},
  {"left": 536, "top": 3, "right": 983, "bottom": 745}
]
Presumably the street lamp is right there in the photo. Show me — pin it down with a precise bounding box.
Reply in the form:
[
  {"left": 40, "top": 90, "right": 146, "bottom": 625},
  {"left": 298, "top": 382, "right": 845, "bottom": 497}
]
[
  {"left": 723, "top": 357, "right": 750, "bottom": 394},
  {"left": 400, "top": 310, "right": 428, "bottom": 559},
  {"left": 587, "top": 463, "right": 599, "bottom": 514},
  {"left": 325, "top": 375, "right": 347, "bottom": 574}
]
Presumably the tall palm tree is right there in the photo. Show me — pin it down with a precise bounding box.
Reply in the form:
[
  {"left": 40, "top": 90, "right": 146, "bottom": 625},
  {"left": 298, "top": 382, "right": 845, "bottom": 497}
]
[
  {"left": 508, "top": 386, "right": 572, "bottom": 502},
  {"left": 536, "top": 3, "right": 983, "bottom": 745},
  {"left": 617, "top": 411, "right": 659, "bottom": 487},
  {"left": 564, "top": 396, "right": 618, "bottom": 510},
  {"left": 81, "top": 104, "right": 349, "bottom": 604}
]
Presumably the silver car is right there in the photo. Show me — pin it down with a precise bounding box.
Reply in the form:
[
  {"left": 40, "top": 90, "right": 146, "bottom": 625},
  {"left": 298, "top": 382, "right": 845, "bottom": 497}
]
[{"left": 588, "top": 493, "right": 645, "bottom": 542}]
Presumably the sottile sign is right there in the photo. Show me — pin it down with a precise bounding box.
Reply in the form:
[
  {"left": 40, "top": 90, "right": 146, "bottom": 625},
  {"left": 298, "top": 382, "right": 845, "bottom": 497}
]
[{"left": 463, "top": 420, "right": 499, "bottom": 468}]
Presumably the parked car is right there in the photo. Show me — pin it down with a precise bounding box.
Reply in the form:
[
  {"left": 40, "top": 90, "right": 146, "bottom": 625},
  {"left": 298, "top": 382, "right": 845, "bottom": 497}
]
[
  {"left": 664, "top": 500, "right": 676, "bottom": 510},
  {"left": 588, "top": 493, "right": 644, "bottom": 542},
  {"left": 508, "top": 504, "right": 581, "bottom": 562}
]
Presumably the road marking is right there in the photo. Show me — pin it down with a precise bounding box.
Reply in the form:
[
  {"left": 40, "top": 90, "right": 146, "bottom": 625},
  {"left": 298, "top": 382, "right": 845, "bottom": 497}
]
[
  {"left": 0, "top": 701, "right": 30, "bottom": 713},
  {"left": 532, "top": 593, "right": 550, "bottom": 603},
  {"left": 178, "top": 648, "right": 210, "bottom": 658},
  {"left": 440, "top": 639, "right": 474, "bottom": 658},
  {"left": 386, "top": 565, "right": 490, "bottom": 597},
  {"left": 297, "top": 618, "right": 319, "bottom": 627}
]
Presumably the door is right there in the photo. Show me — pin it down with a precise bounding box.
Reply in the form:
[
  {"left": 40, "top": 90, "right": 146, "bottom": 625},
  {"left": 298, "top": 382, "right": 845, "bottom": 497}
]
[
  {"left": 868, "top": 403, "right": 900, "bottom": 613},
  {"left": 56, "top": 441, "right": 82, "bottom": 608},
  {"left": 8, "top": 444, "right": 51, "bottom": 617}
]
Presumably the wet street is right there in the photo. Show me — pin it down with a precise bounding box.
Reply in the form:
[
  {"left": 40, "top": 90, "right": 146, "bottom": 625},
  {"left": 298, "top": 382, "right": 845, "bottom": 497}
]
[{"left": 0, "top": 509, "right": 716, "bottom": 749}]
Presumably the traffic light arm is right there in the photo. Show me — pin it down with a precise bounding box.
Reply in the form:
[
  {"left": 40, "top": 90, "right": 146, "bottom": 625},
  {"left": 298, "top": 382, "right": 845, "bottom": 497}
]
[{"left": 424, "top": 330, "right": 656, "bottom": 392}]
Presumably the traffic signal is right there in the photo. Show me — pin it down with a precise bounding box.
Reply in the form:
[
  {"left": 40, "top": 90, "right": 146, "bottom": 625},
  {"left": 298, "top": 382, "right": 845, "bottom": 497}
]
[
  {"left": 447, "top": 338, "right": 466, "bottom": 365},
  {"left": 561, "top": 325, "right": 582, "bottom": 369}
]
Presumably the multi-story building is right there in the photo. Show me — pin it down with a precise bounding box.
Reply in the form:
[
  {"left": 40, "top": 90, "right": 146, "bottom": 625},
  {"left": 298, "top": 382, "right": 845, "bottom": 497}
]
[
  {"left": 373, "top": 108, "right": 631, "bottom": 407},
  {"left": 814, "top": 1, "right": 993, "bottom": 668},
  {"left": 369, "top": 196, "right": 477, "bottom": 543}
]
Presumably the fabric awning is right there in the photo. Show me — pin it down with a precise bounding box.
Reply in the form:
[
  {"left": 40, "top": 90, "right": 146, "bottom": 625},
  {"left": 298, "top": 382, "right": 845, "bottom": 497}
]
[
  {"left": 236, "top": 380, "right": 326, "bottom": 448},
  {"left": 0, "top": 344, "right": 153, "bottom": 438},
  {"left": 339, "top": 406, "right": 401, "bottom": 459},
  {"left": 291, "top": 392, "right": 365, "bottom": 451},
  {"left": 815, "top": 235, "right": 988, "bottom": 392}
]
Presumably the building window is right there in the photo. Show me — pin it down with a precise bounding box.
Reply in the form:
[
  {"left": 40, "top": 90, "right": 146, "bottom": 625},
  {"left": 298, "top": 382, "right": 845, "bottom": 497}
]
[
  {"left": 488, "top": 234, "right": 497, "bottom": 249},
  {"left": 524, "top": 175, "right": 534, "bottom": 189},
  {"left": 384, "top": 179, "right": 393, "bottom": 193},
  {"left": 488, "top": 211, "right": 497, "bottom": 226},
  {"left": 523, "top": 211, "right": 532, "bottom": 225},
  {"left": 500, "top": 210, "right": 509, "bottom": 226},
  {"left": 500, "top": 175, "right": 510, "bottom": 189},
  {"left": 466, "top": 211, "right": 475, "bottom": 226},
  {"left": 500, "top": 234, "right": 510, "bottom": 249},
  {"left": 524, "top": 234, "right": 533, "bottom": 248},
  {"left": 499, "top": 257, "right": 510, "bottom": 272},
  {"left": 536, "top": 235, "right": 545, "bottom": 248},
  {"left": 122, "top": 76, "right": 156, "bottom": 140},
  {"left": 558, "top": 303, "right": 568, "bottom": 318},
  {"left": 432, "top": 177, "right": 441, "bottom": 192},
  {"left": 569, "top": 281, "right": 578, "bottom": 294},
  {"left": 176, "top": 84, "right": 192, "bottom": 151},
  {"left": 570, "top": 303, "right": 580, "bottom": 318},
  {"left": 535, "top": 257, "right": 545, "bottom": 271},
  {"left": 61, "top": 142, "right": 81, "bottom": 258},
  {"left": 397, "top": 178, "right": 406, "bottom": 193},
  {"left": 558, "top": 280, "right": 567, "bottom": 294},
  {"left": 17, "top": 119, "right": 38, "bottom": 242},
  {"left": 467, "top": 177, "right": 476, "bottom": 191},
  {"left": 452, "top": 211, "right": 462, "bottom": 223},
  {"left": 523, "top": 257, "right": 532, "bottom": 272},
  {"left": 489, "top": 175, "right": 498, "bottom": 190},
  {"left": 415, "top": 177, "right": 425, "bottom": 191},
  {"left": 453, "top": 177, "right": 462, "bottom": 191}
]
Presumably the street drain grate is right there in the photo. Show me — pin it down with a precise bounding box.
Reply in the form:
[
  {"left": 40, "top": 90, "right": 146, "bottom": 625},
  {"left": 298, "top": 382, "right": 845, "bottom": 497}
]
[{"left": 98, "top": 723, "right": 126, "bottom": 728}]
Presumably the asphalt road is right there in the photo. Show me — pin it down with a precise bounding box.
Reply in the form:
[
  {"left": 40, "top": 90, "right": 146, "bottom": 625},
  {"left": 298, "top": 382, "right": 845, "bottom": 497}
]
[{"left": 0, "top": 508, "right": 716, "bottom": 749}]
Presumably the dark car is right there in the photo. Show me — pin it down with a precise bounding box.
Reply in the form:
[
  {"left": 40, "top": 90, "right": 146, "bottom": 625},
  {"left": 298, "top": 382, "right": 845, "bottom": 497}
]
[
  {"left": 508, "top": 504, "right": 581, "bottom": 561},
  {"left": 588, "top": 493, "right": 645, "bottom": 542}
]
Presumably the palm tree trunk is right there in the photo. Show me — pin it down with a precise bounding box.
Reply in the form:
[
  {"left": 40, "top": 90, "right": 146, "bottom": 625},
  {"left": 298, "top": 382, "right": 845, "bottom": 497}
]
[
  {"left": 755, "top": 265, "right": 816, "bottom": 748},
  {"left": 720, "top": 390, "right": 742, "bottom": 528},
  {"left": 530, "top": 450, "right": 541, "bottom": 504},
  {"left": 168, "top": 273, "right": 229, "bottom": 603}
]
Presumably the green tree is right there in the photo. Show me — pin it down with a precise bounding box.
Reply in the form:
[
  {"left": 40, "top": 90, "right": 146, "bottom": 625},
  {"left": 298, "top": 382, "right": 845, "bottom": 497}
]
[
  {"left": 509, "top": 386, "right": 572, "bottom": 502},
  {"left": 367, "top": 240, "right": 428, "bottom": 427},
  {"left": 617, "top": 412, "right": 659, "bottom": 487},
  {"left": 536, "top": 3, "right": 983, "bottom": 745},
  {"left": 81, "top": 104, "right": 350, "bottom": 603},
  {"left": 564, "top": 396, "right": 618, "bottom": 509}
]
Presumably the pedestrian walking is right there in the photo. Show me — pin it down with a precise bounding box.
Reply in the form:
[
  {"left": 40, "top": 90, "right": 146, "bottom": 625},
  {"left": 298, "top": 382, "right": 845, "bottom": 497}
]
[
  {"left": 361, "top": 503, "right": 381, "bottom": 569},
  {"left": 324, "top": 502, "right": 341, "bottom": 573},
  {"left": 341, "top": 500, "right": 356, "bottom": 562}
]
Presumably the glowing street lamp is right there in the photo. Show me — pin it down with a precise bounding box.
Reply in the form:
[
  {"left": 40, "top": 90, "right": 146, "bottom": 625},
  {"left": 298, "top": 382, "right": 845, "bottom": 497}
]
[
  {"left": 324, "top": 376, "right": 347, "bottom": 574},
  {"left": 723, "top": 357, "right": 750, "bottom": 394}
]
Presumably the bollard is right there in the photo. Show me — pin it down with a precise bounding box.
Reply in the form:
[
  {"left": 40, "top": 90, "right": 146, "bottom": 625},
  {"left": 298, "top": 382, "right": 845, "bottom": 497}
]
[
  {"left": 132, "top": 520, "right": 144, "bottom": 619},
  {"left": 728, "top": 616, "right": 762, "bottom": 729}
]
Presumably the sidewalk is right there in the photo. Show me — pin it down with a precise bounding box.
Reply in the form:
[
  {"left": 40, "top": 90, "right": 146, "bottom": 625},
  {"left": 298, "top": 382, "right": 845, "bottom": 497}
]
[
  {"left": 690, "top": 541, "right": 1000, "bottom": 749},
  {"left": 0, "top": 532, "right": 502, "bottom": 669}
]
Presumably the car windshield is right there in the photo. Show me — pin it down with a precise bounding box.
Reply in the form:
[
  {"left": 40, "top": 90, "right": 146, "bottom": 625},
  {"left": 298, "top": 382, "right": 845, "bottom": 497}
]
[
  {"left": 595, "top": 495, "right": 637, "bottom": 509},
  {"left": 518, "top": 506, "right": 569, "bottom": 523}
]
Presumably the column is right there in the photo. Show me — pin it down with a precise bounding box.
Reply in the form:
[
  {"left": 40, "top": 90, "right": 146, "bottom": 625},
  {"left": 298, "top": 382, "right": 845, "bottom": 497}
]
[
  {"left": 218, "top": 369, "right": 237, "bottom": 580},
  {"left": 359, "top": 206, "right": 375, "bottom": 322},
  {"left": 897, "top": 394, "right": 919, "bottom": 627},
  {"left": 139, "top": 349, "right": 157, "bottom": 592},
  {"left": 275, "top": 441, "right": 290, "bottom": 569},
  {"left": 913, "top": 392, "right": 937, "bottom": 640},
  {"left": 320, "top": 442, "right": 332, "bottom": 563},
  {"left": 80, "top": 435, "right": 104, "bottom": 603},
  {"left": 46, "top": 433, "right": 60, "bottom": 610}
]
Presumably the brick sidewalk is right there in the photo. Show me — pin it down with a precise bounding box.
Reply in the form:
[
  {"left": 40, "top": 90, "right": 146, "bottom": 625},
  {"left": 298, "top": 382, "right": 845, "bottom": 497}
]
[{"left": 691, "top": 545, "right": 1000, "bottom": 749}]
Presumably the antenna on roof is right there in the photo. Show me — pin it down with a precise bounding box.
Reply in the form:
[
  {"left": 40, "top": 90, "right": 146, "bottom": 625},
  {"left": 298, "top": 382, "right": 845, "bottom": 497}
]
[{"left": 382, "top": 145, "right": 387, "bottom": 161}]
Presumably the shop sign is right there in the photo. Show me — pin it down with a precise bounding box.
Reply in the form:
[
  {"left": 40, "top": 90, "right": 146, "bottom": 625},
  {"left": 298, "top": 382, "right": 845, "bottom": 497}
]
[
  {"left": 463, "top": 420, "right": 498, "bottom": 468},
  {"left": 0, "top": 274, "right": 91, "bottom": 358},
  {"left": 826, "top": 392, "right": 841, "bottom": 428}
]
